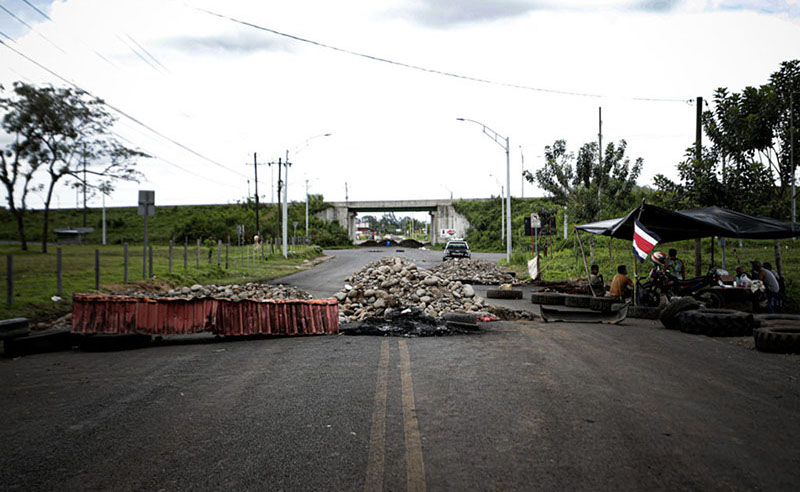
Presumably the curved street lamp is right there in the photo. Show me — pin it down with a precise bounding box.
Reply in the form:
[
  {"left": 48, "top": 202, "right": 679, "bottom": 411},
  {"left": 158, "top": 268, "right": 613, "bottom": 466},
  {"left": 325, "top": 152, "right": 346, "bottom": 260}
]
[{"left": 457, "top": 118, "right": 512, "bottom": 262}]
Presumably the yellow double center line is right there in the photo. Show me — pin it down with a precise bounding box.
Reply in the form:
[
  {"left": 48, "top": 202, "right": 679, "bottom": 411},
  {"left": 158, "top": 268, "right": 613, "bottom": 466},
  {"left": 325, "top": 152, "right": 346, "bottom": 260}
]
[{"left": 364, "top": 339, "right": 426, "bottom": 492}]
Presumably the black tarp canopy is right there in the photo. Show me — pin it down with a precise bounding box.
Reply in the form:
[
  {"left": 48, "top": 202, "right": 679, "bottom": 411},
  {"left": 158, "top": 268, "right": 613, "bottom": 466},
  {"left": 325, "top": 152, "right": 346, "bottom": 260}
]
[{"left": 576, "top": 203, "right": 798, "bottom": 242}]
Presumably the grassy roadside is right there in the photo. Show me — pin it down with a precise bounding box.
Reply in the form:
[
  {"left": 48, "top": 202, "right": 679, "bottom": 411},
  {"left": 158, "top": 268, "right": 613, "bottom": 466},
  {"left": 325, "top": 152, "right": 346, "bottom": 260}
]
[{"left": 0, "top": 243, "right": 325, "bottom": 322}]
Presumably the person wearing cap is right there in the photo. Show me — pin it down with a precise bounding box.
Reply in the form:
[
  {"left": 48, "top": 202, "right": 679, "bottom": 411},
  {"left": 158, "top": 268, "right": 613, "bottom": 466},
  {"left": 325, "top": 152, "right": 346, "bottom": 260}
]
[{"left": 752, "top": 261, "right": 780, "bottom": 312}]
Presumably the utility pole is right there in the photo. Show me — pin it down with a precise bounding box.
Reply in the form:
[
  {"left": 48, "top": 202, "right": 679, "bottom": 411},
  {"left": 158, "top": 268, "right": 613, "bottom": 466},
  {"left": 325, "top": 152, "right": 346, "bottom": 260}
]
[
  {"left": 695, "top": 96, "right": 703, "bottom": 275},
  {"left": 305, "top": 179, "right": 310, "bottom": 237},
  {"left": 597, "top": 107, "right": 603, "bottom": 218},
  {"left": 270, "top": 158, "right": 283, "bottom": 240},
  {"left": 82, "top": 143, "right": 87, "bottom": 228},
  {"left": 247, "top": 153, "right": 268, "bottom": 239},
  {"left": 345, "top": 182, "right": 349, "bottom": 203},
  {"left": 282, "top": 151, "right": 291, "bottom": 258},
  {"left": 500, "top": 185, "right": 505, "bottom": 241},
  {"left": 505, "top": 136, "right": 511, "bottom": 262},
  {"left": 520, "top": 145, "right": 525, "bottom": 199}
]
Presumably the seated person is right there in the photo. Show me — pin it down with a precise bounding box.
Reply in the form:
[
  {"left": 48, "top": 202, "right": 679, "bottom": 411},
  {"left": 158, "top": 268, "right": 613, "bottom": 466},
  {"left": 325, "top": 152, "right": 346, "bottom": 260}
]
[
  {"left": 609, "top": 265, "right": 633, "bottom": 301},
  {"left": 588, "top": 264, "right": 605, "bottom": 296}
]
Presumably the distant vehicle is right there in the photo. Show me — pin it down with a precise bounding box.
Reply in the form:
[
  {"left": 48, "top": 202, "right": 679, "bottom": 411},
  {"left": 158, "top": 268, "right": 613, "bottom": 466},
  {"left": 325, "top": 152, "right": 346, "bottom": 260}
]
[{"left": 443, "top": 240, "right": 471, "bottom": 260}]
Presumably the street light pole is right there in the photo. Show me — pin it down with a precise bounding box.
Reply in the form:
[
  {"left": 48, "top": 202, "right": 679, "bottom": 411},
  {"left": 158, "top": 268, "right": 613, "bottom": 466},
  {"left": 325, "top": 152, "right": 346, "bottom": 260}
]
[{"left": 457, "top": 118, "right": 512, "bottom": 262}]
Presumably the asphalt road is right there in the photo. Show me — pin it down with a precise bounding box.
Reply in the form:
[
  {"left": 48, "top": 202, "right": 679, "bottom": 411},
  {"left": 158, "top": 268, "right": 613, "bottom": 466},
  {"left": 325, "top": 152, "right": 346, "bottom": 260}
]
[{"left": 1, "top": 249, "right": 799, "bottom": 490}]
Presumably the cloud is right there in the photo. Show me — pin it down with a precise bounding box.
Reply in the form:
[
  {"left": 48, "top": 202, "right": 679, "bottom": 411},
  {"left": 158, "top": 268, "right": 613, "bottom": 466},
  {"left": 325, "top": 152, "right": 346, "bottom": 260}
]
[
  {"left": 632, "top": 0, "right": 682, "bottom": 12},
  {"left": 158, "top": 31, "right": 293, "bottom": 55},
  {"left": 392, "top": 0, "right": 539, "bottom": 27}
]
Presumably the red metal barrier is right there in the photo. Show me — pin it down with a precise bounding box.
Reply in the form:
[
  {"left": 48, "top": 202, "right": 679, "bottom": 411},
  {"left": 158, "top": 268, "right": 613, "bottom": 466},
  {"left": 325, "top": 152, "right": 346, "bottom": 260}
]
[{"left": 72, "top": 293, "right": 339, "bottom": 336}]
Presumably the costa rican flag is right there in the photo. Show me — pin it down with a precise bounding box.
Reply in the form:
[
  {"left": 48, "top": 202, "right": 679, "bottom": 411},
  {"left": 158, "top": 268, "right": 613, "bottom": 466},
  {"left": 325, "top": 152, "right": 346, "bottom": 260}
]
[{"left": 633, "top": 218, "right": 660, "bottom": 261}]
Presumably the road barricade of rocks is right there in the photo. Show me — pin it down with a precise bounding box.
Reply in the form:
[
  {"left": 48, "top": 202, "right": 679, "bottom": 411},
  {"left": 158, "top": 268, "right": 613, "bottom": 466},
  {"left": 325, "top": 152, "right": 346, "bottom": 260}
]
[
  {"left": 113, "top": 283, "right": 312, "bottom": 301},
  {"left": 335, "top": 257, "right": 486, "bottom": 323},
  {"left": 429, "top": 258, "right": 520, "bottom": 285}
]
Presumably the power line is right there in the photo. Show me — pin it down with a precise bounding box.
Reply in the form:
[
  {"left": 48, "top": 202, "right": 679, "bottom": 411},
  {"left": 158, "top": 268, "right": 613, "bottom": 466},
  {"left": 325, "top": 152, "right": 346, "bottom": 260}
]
[
  {"left": 0, "top": 39, "right": 251, "bottom": 180},
  {"left": 111, "top": 131, "right": 242, "bottom": 190},
  {"left": 0, "top": 3, "right": 64, "bottom": 53},
  {"left": 191, "top": 4, "right": 691, "bottom": 103},
  {"left": 19, "top": 0, "right": 51, "bottom": 21},
  {"left": 125, "top": 33, "right": 170, "bottom": 74}
]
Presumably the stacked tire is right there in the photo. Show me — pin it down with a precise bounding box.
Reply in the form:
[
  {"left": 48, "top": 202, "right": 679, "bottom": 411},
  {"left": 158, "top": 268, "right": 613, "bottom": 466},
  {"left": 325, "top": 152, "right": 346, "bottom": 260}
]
[
  {"left": 754, "top": 316, "right": 800, "bottom": 353},
  {"left": 659, "top": 297, "right": 700, "bottom": 330},
  {"left": 676, "top": 308, "right": 755, "bottom": 337}
]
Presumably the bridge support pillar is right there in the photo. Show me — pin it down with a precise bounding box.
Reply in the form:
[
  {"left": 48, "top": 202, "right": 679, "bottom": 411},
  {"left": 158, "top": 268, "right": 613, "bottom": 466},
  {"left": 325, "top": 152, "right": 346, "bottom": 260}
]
[
  {"left": 347, "top": 212, "right": 357, "bottom": 242},
  {"left": 430, "top": 211, "right": 437, "bottom": 245}
]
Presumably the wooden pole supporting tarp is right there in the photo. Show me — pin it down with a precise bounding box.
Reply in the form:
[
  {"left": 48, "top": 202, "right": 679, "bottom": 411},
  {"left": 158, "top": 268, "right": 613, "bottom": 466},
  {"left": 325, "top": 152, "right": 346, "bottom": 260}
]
[{"left": 574, "top": 228, "right": 595, "bottom": 297}]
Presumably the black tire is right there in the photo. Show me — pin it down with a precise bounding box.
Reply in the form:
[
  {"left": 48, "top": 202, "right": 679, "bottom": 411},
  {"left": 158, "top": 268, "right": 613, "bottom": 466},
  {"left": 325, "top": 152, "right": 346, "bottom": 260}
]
[
  {"left": 0, "top": 327, "right": 31, "bottom": 340},
  {"left": 443, "top": 312, "right": 478, "bottom": 325},
  {"left": 588, "top": 296, "right": 614, "bottom": 313},
  {"left": 677, "top": 308, "right": 755, "bottom": 337},
  {"left": 564, "top": 295, "right": 593, "bottom": 309},
  {"left": 659, "top": 297, "right": 700, "bottom": 330},
  {"left": 629, "top": 306, "right": 661, "bottom": 319},
  {"left": 80, "top": 334, "right": 152, "bottom": 352},
  {"left": 486, "top": 289, "right": 523, "bottom": 300},
  {"left": 754, "top": 325, "right": 800, "bottom": 353},
  {"left": 531, "top": 292, "right": 566, "bottom": 305}
]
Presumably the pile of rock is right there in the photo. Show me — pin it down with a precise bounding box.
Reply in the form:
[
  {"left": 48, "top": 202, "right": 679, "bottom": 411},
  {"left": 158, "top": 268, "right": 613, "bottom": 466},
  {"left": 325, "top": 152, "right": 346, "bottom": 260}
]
[
  {"left": 430, "top": 258, "right": 519, "bottom": 285},
  {"left": 114, "top": 283, "right": 312, "bottom": 301},
  {"left": 335, "top": 257, "right": 485, "bottom": 323}
]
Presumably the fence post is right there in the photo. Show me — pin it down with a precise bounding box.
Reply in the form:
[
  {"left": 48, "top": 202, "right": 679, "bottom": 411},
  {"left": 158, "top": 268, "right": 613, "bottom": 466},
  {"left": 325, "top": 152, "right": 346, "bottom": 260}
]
[
  {"left": 148, "top": 245, "right": 153, "bottom": 278},
  {"left": 124, "top": 243, "right": 129, "bottom": 284},
  {"left": 196, "top": 238, "right": 201, "bottom": 268},
  {"left": 226, "top": 237, "right": 230, "bottom": 269},
  {"left": 6, "top": 254, "right": 12, "bottom": 305},
  {"left": 95, "top": 249, "right": 100, "bottom": 290},
  {"left": 217, "top": 240, "right": 222, "bottom": 265},
  {"left": 184, "top": 237, "right": 188, "bottom": 270},
  {"left": 57, "top": 248, "right": 63, "bottom": 296},
  {"left": 169, "top": 240, "right": 173, "bottom": 274}
]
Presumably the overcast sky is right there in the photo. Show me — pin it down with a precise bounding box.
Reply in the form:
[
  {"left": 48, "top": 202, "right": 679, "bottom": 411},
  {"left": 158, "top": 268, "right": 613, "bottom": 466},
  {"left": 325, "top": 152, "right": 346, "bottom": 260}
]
[{"left": 1, "top": 0, "right": 800, "bottom": 213}]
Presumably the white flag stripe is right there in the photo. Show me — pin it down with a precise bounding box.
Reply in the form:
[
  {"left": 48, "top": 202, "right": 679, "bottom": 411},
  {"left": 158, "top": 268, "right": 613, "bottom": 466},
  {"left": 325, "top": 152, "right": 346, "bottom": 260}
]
[{"left": 634, "top": 223, "right": 658, "bottom": 247}]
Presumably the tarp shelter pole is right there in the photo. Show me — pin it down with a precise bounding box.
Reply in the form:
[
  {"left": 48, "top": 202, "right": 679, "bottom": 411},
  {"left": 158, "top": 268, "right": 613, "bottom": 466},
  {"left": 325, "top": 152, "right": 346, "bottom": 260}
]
[
  {"left": 710, "top": 236, "right": 715, "bottom": 269},
  {"left": 574, "top": 228, "right": 595, "bottom": 297},
  {"left": 549, "top": 217, "right": 554, "bottom": 260},
  {"left": 632, "top": 248, "right": 638, "bottom": 307},
  {"left": 720, "top": 238, "right": 726, "bottom": 271}
]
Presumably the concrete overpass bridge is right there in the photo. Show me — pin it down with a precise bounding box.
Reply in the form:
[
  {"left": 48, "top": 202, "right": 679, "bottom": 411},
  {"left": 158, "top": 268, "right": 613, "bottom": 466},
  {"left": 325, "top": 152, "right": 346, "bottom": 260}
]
[{"left": 315, "top": 199, "right": 472, "bottom": 244}]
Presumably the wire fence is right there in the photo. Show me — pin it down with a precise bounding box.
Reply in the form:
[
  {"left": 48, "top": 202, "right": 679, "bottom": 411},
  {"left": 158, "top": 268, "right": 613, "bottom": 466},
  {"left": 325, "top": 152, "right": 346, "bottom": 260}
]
[{"left": 0, "top": 235, "right": 313, "bottom": 309}]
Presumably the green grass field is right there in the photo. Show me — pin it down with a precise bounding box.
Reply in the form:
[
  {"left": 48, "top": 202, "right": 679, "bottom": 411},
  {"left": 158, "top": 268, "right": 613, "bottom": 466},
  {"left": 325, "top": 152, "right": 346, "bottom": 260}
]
[{"left": 0, "top": 243, "right": 323, "bottom": 322}]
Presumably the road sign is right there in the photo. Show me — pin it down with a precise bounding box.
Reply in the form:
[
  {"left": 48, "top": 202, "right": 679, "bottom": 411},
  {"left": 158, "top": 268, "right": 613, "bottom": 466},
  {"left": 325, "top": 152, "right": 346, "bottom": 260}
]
[{"left": 137, "top": 190, "right": 155, "bottom": 217}]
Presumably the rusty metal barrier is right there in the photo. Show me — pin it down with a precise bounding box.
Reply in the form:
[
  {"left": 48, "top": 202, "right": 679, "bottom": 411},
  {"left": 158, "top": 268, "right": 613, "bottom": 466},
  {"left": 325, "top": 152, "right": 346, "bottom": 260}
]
[{"left": 72, "top": 293, "right": 339, "bottom": 336}]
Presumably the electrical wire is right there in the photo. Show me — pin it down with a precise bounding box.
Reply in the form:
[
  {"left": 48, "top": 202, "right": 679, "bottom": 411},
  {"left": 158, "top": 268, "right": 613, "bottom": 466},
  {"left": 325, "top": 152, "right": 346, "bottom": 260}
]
[
  {"left": 0, "top": 3, "right": 64, "bottom": 53},
  {"left": 19, "top": 0, "right": 51, "bottom": 21},
  {"left": 0, "top": 39, "right": 251, "bottom": 180},
  {"left": 190, "top": 4, "right": 691, "bottom": 103}
]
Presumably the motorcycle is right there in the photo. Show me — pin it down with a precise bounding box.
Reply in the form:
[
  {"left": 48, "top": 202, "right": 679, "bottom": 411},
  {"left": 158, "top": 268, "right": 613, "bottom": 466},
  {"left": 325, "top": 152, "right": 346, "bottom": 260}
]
[{"left": 636, "top": 267, "right": 725, "bottom": 307}]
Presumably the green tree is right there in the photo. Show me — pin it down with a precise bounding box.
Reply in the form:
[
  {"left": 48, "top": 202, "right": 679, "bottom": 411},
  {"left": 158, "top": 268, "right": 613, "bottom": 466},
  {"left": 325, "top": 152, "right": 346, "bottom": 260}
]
[
  {"left": 524, "top": 138, "right": 642, "bottom": 222},
  {"left": 0, "top": 82, "right": 148, "bottom": 252}
]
